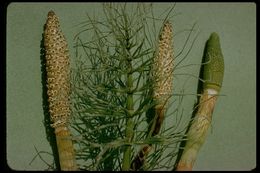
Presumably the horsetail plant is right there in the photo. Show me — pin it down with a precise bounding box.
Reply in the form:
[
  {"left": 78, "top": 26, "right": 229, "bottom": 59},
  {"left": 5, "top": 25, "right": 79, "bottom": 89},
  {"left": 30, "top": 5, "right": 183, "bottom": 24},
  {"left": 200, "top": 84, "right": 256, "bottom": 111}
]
[
  {"left": 44, "top": 11, "right": 78, "bottom": 171},
  {"left": 69, "top": 3, "right": 190, "bottom": 171},
  {"left": 40, "top": 3, "right": 224, "bottom": 171},
  {"left": 131, "top": 20, "right": 174, "bottom": 171},
  {"left": 176, "top": 32, "right": 224, "bottom": 171}
]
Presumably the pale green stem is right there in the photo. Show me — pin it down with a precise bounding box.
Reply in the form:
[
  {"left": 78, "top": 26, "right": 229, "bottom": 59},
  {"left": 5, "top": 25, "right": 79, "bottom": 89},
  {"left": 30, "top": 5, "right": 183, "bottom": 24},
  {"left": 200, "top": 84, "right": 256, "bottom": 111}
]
[
  {"left": 122, "top": 43, "right": 135, "bottom": 170},
  {"left": 176, "top": 88, "right": 218, "bottom": 171},
  {"left": 176, "top": 32, "right": 224, "bottom": 171}
]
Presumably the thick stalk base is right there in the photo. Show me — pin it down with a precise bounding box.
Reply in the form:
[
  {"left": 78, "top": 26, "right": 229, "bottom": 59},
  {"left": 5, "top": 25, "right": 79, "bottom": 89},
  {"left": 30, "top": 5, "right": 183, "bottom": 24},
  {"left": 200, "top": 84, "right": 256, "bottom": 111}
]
[
  {"left": 55, "top": 126, "right": 78, "bottom": 171},
  {"left": 176, "top": 89, "right": 218, "bottom": 171}
]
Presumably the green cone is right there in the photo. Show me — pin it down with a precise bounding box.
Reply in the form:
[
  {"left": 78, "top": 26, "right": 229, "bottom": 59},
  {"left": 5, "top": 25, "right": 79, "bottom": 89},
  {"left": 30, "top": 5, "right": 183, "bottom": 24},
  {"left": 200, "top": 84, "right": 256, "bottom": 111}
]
[{"left": 203, "top": 32, "right": 224, "bottom": 92}]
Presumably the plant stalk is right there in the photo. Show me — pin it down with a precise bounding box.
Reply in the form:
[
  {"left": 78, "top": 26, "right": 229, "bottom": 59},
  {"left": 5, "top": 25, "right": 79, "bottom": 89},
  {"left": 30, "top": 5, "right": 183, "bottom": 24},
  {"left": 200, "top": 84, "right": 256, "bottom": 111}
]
[
  {"left": 122, "top": 36, "right": 135, "bottom": 170},
  {"left": 131, "top": 20, "right": 174, "bottom": 171},
  {"left": 44, "top": 10, "right": 77, "bottom": 171},
  {"left": 176, "top": 32, "right": 224, "bottom": 171}
]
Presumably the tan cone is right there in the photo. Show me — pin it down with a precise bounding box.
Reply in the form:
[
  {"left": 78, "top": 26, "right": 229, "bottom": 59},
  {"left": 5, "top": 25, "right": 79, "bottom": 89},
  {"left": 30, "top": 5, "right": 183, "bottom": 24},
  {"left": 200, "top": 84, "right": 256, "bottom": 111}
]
[
  {"left": 44, "top": 10, "right": 77, "bottom": 171},
  {"left": 131, "top": 20, "right": 174, "bottom": 171},
  {"left": 152, "top": 20, "right": 174, "bottom": 108}
]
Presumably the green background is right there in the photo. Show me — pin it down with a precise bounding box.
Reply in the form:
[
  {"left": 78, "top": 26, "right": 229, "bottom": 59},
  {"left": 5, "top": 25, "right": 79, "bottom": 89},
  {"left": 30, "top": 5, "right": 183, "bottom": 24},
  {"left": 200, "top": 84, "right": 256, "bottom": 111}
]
[{"left": 6, "top": 3, "right": 256, "bottom": 170}]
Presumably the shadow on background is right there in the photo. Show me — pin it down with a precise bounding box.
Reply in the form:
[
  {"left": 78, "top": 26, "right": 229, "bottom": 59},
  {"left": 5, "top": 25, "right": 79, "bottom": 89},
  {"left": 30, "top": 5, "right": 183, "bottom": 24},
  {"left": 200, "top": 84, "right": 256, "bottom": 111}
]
[
  {"left": 173, "top": 38, "right": 208, "bottom": 170},
  {"left": 39, "top": 24, "right": 60, "bottom": 170}
]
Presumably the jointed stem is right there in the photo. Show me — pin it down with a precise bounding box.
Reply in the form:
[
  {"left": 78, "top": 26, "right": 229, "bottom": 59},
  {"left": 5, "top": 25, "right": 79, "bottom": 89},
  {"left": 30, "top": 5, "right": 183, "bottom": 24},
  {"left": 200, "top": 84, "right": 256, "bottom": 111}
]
[
  {"left": 176, "top": 89, "right": 218, "bottom": 171},
  {"left": 55, "top": 126, "right": 78, "bottom": 170},
  {"left": 176, "top": 32, "right": 224, "bottom": 171},
  {"left": 122, "top": 35, "right": 135, "bottom": 171}
]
